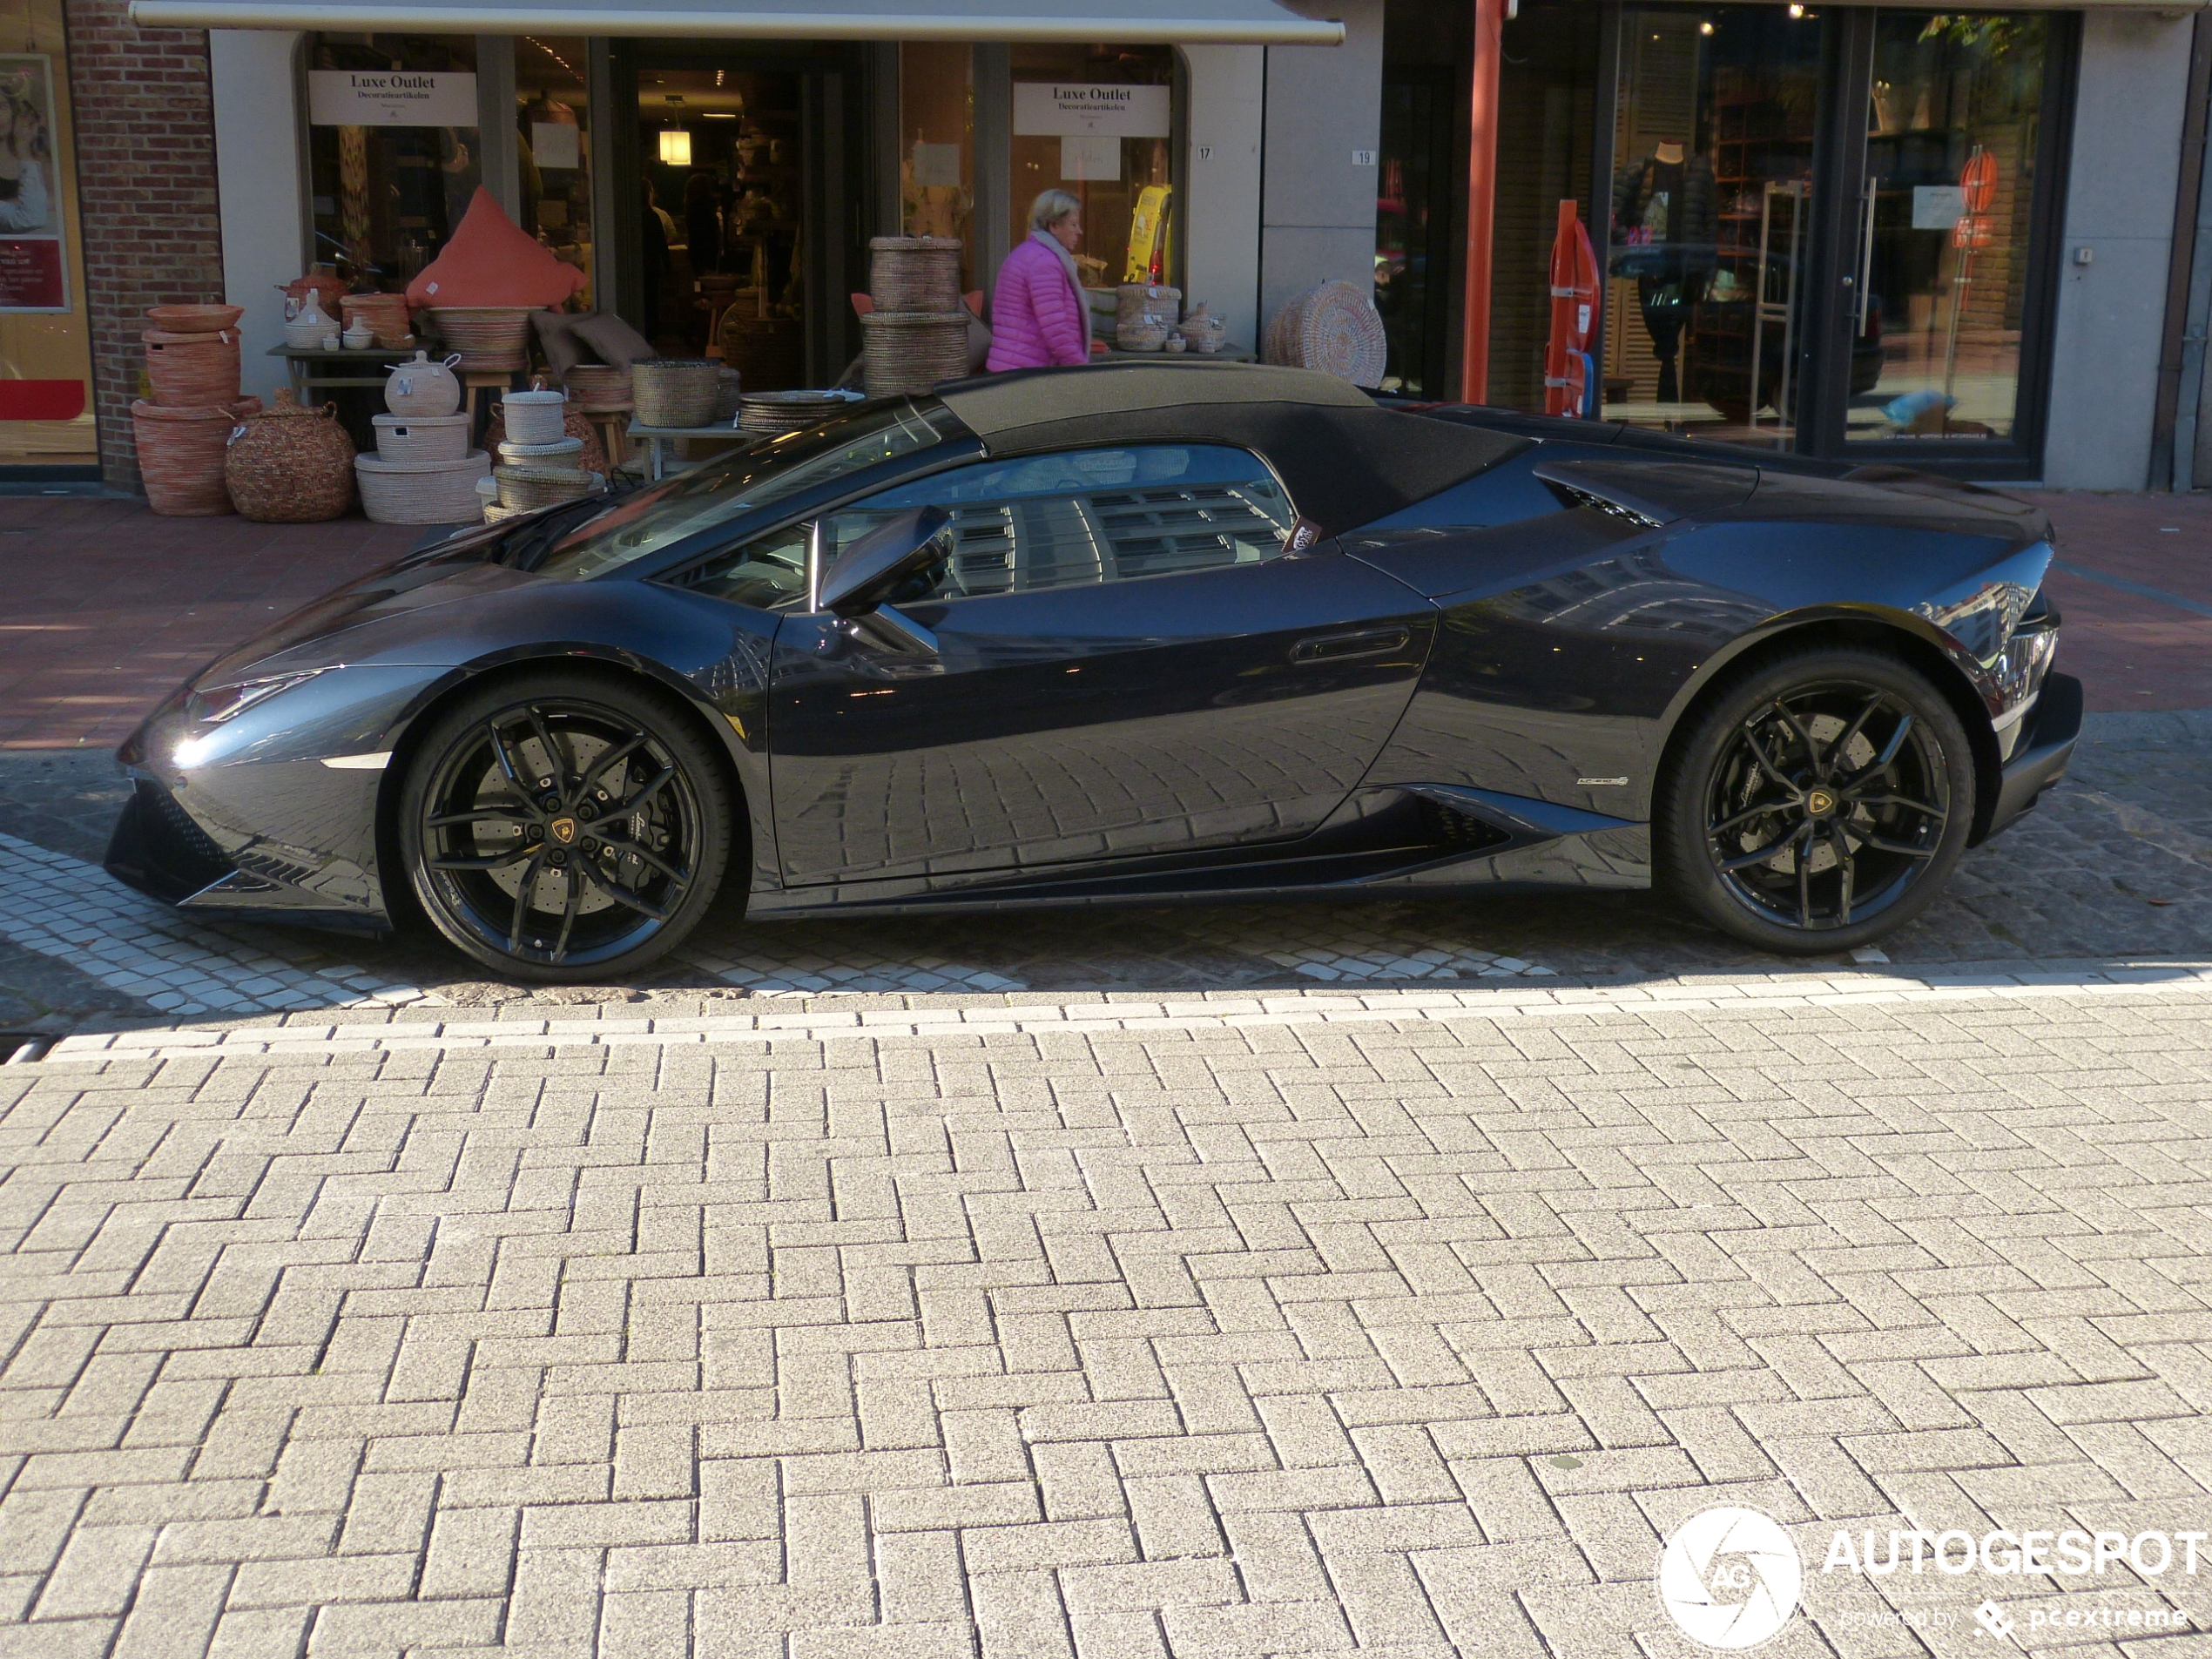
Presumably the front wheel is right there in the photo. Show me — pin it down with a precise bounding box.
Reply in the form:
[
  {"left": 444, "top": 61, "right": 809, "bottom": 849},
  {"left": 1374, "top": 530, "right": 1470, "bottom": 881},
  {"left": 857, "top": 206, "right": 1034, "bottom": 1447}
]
[
  {"left": 399, "top": 674, "right": 733, "bottom": 981},
  {"left": 1655, "top": 648, "right": 1976, "bottom": 955}
]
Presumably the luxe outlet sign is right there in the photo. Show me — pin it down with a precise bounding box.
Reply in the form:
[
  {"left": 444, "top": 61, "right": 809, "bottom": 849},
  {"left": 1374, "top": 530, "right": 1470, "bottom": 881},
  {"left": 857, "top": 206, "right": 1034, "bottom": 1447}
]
[
  {"left": 1013, "top": 82, "right": 1170, "bottom": 138},
  {"left": 309, "top": 71, "right": 478, "bottom": 128}
]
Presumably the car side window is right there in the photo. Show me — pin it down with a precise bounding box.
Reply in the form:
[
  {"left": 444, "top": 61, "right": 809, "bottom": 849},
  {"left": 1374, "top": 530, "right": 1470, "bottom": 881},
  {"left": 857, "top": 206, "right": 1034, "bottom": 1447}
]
[
  {"left": 661, "top": 518, "right": 811, "bottom": 610},
  {"left": 825, "top": 444, "right": 1296, "bottom": 602}
]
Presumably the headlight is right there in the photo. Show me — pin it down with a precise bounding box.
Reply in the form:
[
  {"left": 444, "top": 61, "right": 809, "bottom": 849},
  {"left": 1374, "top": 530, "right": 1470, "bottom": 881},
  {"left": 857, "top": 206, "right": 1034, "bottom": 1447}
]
[{"left": 186, "top": 668, "right": 327, "bottom": 725}]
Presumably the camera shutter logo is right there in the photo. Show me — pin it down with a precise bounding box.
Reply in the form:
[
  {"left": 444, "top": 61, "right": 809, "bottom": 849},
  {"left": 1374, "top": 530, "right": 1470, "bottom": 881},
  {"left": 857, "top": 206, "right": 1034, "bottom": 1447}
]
[{"left": 1657, "top": 1506, "right": 1804, "bottom": 1649}]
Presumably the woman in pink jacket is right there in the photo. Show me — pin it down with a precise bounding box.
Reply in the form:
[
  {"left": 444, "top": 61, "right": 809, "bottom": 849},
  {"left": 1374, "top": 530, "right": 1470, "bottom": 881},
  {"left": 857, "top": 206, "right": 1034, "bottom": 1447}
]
[{"left": 986, "top": 190, "right": 1093, "bottom": 371}]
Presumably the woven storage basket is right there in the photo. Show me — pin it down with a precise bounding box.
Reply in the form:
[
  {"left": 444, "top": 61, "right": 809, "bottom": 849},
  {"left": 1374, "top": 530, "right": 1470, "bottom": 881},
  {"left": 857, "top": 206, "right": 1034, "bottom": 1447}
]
[
  {"left": 711, "top": 366, "right": 744, "bottom": 423},
  {"left": 143, "top": 327, "right": 241, "bottom": 408},
  {"left": 133, "top": 400, "right": 249, "bottom": 516},
  {"left": 341, "top": 292, "right": 412, "bottom": 348},
  {"left": 562, "top": 363, "right": 632, "bottom": 412},
  {"left": 385, "top": 352, "right": 464, "bottom": 417},
  {"left": 372, "top": 412, "right": 470, "bottom": 463},
  {"left": 355, "top": 450, "right": 492, "bottom": 525},
  {"left": 428, "top": 307, "right": 533, "bottom": 372},
  {"left": 498, "top": 435, "right": 585, "bottom": 467},
  {"left": 496, "top": 466, "right": 600, "bottom": 511},
  {"left": 1116, "top": 284, "right": 1180, "bottom": 343},
  {"left": 1261, "top": 280, "right": 1386, "bottom": 387},
  {"left": 502, "top": 386, "right": 568, "bottom": 445},
  {"left": 226, "top": 388, "right": 355, "bottom": 523},
  {"left": 631, "top": 359, "right": 720, "bottom": 428},
  {"left": 861, "top": 311, "right": 968, "bottom": 396},
  {"left": 146, "top": 303, "right": 242, "bottom": 334},
  {"left": 868, "top": 235, "right": 962, "bottom": 314},
  {"left": 483, "top": 408, "right": 608, "bottom": 477}
]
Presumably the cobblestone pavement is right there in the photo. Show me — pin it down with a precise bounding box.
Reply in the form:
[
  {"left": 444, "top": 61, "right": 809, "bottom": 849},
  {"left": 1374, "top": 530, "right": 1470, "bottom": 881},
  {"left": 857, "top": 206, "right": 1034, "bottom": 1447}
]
[
  {"left": 1, "top": 709, "right": 2208, "bottom": 1038},
  {"left": 2, "top": 975, "right": 2209, "bottom": 1657}
]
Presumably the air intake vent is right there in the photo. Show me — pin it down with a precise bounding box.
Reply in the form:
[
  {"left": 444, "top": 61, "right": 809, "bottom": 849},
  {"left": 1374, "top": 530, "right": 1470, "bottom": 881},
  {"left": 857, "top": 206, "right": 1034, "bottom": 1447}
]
[{"left": 1420, "top": 796, "right": 1514, "bottom": 856}]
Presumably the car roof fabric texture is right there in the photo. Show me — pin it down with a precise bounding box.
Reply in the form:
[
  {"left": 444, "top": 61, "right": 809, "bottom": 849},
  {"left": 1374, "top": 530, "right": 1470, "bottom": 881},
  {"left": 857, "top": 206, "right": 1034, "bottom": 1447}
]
[{"left": 935, "top": 361, "right": 1527, "bottom": 535}]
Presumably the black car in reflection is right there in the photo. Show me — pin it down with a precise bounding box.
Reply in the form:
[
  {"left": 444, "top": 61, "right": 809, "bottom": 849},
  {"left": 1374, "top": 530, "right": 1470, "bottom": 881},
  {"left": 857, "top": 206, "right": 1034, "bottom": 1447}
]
[{"left": 108, "top": 361, "right": 2079, "bottom": 981}]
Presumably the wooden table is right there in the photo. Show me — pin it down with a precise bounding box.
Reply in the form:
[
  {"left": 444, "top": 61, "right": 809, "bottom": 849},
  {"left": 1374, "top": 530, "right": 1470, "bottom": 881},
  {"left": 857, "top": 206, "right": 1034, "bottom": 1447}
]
[
  {"left": 268, "top": 344, "right": 418, "bottom": 406},
  {"left": 628, "top": 420, "right": 751, "bottom": 482}
]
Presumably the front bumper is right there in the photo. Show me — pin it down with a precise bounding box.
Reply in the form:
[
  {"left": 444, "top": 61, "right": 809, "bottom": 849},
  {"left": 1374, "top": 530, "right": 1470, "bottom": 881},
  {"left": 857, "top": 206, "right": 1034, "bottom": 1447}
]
[
  {"left": 1980, "top": 670, "right": 2081, "bottom": 842},
  {"left": 105, "top": 776, "right": 234, "bottom": 904}
]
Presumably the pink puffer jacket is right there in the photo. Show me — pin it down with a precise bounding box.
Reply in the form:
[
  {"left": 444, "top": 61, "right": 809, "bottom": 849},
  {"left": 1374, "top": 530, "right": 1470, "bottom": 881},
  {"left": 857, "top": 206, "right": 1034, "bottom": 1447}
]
[{"left": 986, "top": 236, "right": 1089, "bottom": 370}]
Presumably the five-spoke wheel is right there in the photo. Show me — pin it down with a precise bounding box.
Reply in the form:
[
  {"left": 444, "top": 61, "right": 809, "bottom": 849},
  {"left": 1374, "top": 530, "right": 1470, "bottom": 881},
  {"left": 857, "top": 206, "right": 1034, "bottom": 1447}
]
[
  {"left": 399, "top": 675, "right": 732, "bottom": 980},
  {"left": 1657, "top": 648, "right": 1974, "bottom": 954}
]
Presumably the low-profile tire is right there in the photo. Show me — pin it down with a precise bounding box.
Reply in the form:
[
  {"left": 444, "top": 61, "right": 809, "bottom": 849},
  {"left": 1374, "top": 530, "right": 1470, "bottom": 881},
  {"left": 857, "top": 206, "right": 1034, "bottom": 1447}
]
[
  {"left": 398, "top": 671, "right": 733, "bottom": 982},
  {"left": 1654, "top": 646, "right": 1976, "bottom": 955}
]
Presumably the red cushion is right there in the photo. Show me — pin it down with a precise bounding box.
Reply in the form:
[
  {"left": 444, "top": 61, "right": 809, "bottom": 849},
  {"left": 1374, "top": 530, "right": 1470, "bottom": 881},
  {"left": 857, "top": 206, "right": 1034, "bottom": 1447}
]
[{"left": 405, "top": 187, "right": 588, "bottom": 309}]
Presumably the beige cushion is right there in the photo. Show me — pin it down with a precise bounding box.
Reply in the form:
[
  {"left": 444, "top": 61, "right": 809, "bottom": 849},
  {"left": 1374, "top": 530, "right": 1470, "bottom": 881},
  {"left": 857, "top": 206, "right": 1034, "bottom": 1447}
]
[
  {"left": 574, "top": 312, "right": 658, "bottom": 369},
  {"left": 533, "top": 309, "right": 590, "bottom": 378}
]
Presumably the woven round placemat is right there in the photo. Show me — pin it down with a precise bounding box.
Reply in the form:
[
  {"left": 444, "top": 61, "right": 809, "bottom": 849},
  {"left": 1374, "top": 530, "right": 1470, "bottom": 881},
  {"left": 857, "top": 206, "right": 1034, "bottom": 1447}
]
[{"left": 1263, "top": 280, "right": 1386, "bottom": 388}]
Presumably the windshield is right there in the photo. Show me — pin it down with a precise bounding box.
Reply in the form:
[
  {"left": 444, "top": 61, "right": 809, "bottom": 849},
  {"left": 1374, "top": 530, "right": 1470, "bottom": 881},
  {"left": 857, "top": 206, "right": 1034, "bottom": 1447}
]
[{"left": 533, "top": 398, "right": 960, "bottom": 581}]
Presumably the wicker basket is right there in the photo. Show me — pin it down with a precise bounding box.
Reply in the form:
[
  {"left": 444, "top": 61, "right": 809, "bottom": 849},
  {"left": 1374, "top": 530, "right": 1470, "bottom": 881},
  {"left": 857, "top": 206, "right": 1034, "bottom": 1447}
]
[
  {"left": 711, "top": 365, "right": 744, "bottom": 423},
  {"left": 860, "top": 311, "right": 969, "bottom": 396},
  {"left": 226, "top": 388, "right": 356, "bottom": 523},
  {"left": 385, "top": 352, "right": 464, "bottom": 417},
  {"left": 372, "top": 412, "right": 470, "bottom": 463},
  {"left": 562, "top": 362, "right": 632, "bottom": 413},
  {"left": 142, "top": 327, "right": 241, "bottom": 409},
  {"left": 868, "top": 235, "right": 962, "bottom": 314},
  {"left": 355, "top": 450, "right": 493, "bottom": 524},
  {"left": 428, "top": 307, "right": 533, "bottom": 372},
  {"left": 631, "top": 359, "right": 720, "bottom": 428},
  {"left": 341, "top": 292, "right": 412, "bottom": 348},
  {"left": 132, "top": 400, "right": 250, "bottom": 516},
  {"left": 496, "top": 465, "right": 600, "bottom": 511},
  {"left": 498, "top": 435, "right": 585, "bottom": 467},
  {"left": 145, "top": 303, "right": 242, "bottom": 334},
  {"left": 502, "top": 386, "right": 568, "bottom": 445}
]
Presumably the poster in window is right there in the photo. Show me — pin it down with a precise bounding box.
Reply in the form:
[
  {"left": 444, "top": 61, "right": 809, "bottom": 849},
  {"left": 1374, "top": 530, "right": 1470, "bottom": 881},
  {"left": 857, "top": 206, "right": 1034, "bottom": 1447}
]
[{"left": 0, "top": 55, "right": 69, "bottom": 313}]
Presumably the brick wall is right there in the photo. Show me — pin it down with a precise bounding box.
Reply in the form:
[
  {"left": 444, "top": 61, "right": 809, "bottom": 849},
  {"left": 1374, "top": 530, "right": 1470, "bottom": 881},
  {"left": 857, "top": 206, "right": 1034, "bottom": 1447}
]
[{"left": 64, "top": 0, "right": 226, "bottom": 493}]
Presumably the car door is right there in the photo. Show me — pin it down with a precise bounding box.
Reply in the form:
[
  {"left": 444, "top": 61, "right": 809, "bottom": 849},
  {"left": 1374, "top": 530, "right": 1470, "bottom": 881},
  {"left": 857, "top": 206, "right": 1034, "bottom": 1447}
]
[{"left": 737, "top": 442, "right": 1437, "bottom": 887}]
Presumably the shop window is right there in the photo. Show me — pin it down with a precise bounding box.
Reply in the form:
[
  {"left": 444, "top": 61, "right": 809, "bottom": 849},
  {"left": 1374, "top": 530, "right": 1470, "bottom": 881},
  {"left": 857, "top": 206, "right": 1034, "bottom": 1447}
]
[
  {"left": 517, "top": 36, "right": 592, "bottom": 310},
  {"left": 1008, "top": 46, "right": 1176, "bottom": 298},
  {"left": 1851, "top": 13, "right": 2051, "bottom": 443},
  {"left": 900, "top": 43, "right": 975, "bottom": 294},
  {"left": 0, "top": 0, "right": 94, "bottom": 470},
  {"left": 307, "top": 34, "right": 481, "bottom": 294}
]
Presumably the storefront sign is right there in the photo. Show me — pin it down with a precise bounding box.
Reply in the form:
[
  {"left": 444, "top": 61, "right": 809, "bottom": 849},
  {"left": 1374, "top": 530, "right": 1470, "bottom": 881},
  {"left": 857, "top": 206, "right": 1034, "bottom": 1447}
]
[
  {"left": 0, "top": 54, "right": 71, "bottom": 313},
  {"left": 1014, "top": 83, "right": 1170, "bottom": 139},
  {"left": 309, "top": 71, "right": 478, "bottom": 128}
]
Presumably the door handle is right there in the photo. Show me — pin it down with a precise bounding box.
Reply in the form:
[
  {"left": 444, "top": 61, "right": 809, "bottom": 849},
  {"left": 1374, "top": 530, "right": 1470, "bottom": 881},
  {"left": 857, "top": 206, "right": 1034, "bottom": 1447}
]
[{"left": 1290, "top": 625, "right": 1410, "bottom": 664}]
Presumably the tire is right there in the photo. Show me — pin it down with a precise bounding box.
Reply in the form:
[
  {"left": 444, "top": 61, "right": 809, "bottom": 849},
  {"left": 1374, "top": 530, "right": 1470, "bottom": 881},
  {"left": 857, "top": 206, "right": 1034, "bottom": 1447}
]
[
  {"left": 398, "top": 672, "right": 733, "bottom": 981},
  {"left": 1654, "top": 646, "right": 1975, "bottom": 955}
]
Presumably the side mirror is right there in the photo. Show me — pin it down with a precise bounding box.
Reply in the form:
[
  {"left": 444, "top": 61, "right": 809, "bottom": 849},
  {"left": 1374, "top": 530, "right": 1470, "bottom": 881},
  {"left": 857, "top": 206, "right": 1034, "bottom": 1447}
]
[{"left": 819, "top": 506, "right": 954, "bottom": 617}]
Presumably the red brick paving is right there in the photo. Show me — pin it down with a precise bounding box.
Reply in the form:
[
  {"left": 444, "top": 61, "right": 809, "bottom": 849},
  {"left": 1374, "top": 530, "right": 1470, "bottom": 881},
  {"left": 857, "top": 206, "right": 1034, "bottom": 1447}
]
[
  {"left": 0, "top": 501, "right": 417, "bottom": 751},
  {"left": 0, "top": 489, "right": 2202, "bottom": 751}
]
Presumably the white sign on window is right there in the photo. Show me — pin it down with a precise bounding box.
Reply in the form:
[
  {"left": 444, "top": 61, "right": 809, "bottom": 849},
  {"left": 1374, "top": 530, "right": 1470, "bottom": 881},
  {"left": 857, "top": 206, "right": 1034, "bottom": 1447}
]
[
  {"left": 1013, "top": 83, "right": 1170, "bottom": 139},
  {"left": 308, "top": 71, "right": 478, "bottom": 128},
  {"left": 1912, "top": 184, "right": 1966, "bottom": 231},
  {"left": 1060, "top": 135, "right": 1120, "bottom": 182},
  {"left": 531, "top": 121, "right": 580, "bottom": 171}
]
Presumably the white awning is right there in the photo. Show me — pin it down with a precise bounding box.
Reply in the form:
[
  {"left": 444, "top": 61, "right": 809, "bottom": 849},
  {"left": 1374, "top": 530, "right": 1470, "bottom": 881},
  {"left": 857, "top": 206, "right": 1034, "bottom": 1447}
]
[{"left": 129, "top": 0, "right": 1345, "bottom": 43}]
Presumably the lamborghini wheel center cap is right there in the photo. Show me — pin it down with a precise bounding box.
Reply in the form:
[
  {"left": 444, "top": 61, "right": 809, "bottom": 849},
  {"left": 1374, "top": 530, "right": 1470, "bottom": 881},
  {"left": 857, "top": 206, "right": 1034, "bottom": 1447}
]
[
  {"left": 549, "top": 817, "right": 578, "bottom": 845},
  {"left": 1804, "top": 789, "right": 1837, "bottom": 818}
]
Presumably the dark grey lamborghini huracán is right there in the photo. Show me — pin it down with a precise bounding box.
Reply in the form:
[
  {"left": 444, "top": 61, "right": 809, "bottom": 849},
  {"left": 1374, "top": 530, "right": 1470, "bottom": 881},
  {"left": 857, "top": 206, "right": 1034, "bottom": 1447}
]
[{"left": 108, "top": 361, "right": 2077, "bottom": 981}]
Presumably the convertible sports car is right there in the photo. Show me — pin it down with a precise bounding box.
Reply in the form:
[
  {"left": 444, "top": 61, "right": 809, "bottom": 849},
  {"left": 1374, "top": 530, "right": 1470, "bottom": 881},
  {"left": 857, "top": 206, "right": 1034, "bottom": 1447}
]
[{"left": 107, "top": 361, "right": 2078, "bottom": 981}]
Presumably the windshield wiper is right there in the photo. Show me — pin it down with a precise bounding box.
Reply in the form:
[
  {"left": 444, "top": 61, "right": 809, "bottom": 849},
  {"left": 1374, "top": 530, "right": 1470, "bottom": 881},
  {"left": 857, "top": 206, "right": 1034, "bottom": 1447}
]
[{"left": 502, "top": 491, "right": 633, "bottom": 572}]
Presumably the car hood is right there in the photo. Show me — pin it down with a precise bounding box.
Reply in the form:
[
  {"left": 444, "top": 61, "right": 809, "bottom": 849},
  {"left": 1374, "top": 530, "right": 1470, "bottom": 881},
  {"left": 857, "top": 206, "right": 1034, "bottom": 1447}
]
[{"left": 194, "top": 548, "right": 537, "bottom": 686}]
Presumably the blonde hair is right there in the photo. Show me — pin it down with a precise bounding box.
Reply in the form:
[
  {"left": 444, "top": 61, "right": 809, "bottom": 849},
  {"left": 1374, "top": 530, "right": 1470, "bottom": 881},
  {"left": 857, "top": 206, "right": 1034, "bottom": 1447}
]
[{"left": 1028, "top": 189, "right": 1081, "bottom": 233}]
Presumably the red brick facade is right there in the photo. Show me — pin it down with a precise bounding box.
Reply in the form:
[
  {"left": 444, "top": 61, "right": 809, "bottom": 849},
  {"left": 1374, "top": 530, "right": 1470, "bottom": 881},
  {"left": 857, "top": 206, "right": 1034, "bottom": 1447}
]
[{"left": 63, "top": 0, "right": 225, "bottom": 493}]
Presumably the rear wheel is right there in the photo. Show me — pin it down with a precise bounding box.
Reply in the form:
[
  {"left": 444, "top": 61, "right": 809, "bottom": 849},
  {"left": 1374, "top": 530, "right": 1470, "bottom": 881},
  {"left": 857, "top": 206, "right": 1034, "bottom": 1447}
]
[
  {"left": 1655, "top": 647, "right": 1974, "bottom": 954},
  {"left": 399, "top": 674, "right": 732, "bottom": 981}
]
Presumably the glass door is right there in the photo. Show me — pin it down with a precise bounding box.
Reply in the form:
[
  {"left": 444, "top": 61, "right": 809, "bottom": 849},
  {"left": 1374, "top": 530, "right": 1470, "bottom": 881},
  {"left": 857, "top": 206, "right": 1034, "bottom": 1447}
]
[
  {"left": 1602, "top": 5, "right": 1825, "bottom": 447},
  {"left": 1843, "top": 13, "right": 2057, "bottom": 449}
]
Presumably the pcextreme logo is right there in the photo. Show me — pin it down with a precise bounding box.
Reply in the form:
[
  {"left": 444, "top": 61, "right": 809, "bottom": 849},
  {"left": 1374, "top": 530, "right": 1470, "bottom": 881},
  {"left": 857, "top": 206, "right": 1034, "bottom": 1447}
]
[{"left": 1657, "top": 1507, "right": 1804, "bottom": 1649}]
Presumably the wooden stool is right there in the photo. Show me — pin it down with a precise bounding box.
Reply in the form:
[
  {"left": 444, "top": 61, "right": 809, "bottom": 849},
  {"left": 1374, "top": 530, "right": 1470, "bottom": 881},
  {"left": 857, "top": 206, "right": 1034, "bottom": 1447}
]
[
  {"left": 461, "top": 370, "right": 518, "bottom": 443},
  {"left": 583, "top": 410, "right": 634, "bottom": 470}
]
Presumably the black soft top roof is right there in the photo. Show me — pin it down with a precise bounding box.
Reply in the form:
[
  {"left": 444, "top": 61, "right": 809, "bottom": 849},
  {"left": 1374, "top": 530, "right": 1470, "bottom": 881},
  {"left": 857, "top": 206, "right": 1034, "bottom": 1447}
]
[{"left": 935, "top": 361, "right": 1526, "bottom": 534}]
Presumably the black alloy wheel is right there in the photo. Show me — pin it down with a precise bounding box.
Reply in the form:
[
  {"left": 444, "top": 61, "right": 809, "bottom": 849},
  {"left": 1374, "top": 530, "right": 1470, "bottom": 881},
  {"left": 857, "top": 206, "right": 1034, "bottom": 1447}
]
[
  {"left": 399, "top": 674, "right": 732, "bottom": 981},
  {"left": 1656, "top": 647, "right": 1975, "bottom": 954}
]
